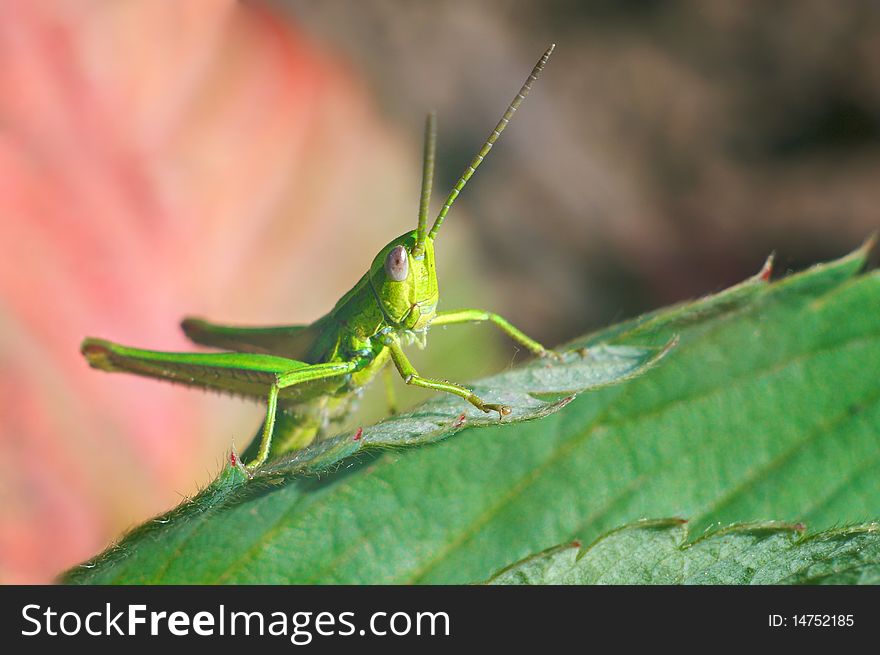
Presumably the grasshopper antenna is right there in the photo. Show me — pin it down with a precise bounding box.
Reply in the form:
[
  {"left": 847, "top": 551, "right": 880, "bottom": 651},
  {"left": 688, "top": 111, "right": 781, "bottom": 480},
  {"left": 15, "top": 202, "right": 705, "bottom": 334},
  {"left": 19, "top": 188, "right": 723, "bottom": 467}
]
[
  {"left": 414, "top": 111, "right": 437, "bottom": 256},
  {"left": 426, "top": 43, "right": 555, "bottom": 242}
]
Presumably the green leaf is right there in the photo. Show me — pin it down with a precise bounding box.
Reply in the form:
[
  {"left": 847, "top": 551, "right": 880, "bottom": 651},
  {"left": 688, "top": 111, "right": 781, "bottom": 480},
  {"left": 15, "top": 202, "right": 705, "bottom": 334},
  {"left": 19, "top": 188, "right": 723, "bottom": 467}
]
[
  {"left": 258, "top": 340, "right": 675, "bottom": 475},
  {"left": 63, "top": 241, "right": 880, "bottom": 584},
  {"left": 63, "top": 328, "right": 671, "bottom": 583},
  {"left": 485, "top": 519, "right": 880, "bottom": 584}
]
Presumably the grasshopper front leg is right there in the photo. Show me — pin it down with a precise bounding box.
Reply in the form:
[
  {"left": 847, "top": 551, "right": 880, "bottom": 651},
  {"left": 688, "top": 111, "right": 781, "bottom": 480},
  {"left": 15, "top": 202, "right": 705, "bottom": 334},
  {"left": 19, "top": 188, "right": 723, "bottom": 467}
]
[
  {"left": 386, "top": 336, "right": 511, "bottom": 418},
  {"left": 430, "top": 309, "right": 560, "bottom": 359}
]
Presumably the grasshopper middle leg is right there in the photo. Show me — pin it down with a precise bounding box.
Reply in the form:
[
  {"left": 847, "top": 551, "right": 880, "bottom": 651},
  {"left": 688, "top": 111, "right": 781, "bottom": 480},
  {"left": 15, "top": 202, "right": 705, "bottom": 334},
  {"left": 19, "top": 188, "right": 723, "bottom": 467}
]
[{"left": 386, "top": 337, "right": 510, "bottom": 418}]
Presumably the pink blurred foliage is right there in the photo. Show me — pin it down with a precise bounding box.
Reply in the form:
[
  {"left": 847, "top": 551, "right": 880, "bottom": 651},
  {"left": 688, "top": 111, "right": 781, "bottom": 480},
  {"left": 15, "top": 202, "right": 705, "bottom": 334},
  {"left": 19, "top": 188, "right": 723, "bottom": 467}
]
[{"left": 0, "top": 0, "right": 410, "bottom": 583}]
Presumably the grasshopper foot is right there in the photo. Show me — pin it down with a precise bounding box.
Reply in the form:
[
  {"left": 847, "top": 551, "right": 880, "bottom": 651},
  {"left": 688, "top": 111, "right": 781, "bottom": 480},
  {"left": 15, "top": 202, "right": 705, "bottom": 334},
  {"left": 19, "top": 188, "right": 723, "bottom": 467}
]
[
  {"left": 465, "top": 391, "right": 510, "bottom": 419},
  {"left": 480, "top": 402, "right": 511, "bottom": 419},
  {"left": 537, "top": 348, "right": 565, "bottom": 362}
]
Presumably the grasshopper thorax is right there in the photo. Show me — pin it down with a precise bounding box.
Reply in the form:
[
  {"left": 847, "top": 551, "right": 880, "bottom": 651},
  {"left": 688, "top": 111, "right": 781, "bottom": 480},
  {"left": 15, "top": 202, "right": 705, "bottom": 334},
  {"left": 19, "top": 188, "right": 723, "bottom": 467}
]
[{"left": 368, "top": 230, "right": 438, "bottom": 331}]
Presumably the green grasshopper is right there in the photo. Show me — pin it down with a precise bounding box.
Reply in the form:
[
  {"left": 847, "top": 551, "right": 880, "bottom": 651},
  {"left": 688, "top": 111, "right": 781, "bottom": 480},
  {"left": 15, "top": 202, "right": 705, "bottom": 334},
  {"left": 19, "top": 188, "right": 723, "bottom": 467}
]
[{"left": 82, "top": 45, "right": 560, "bottom": 474}]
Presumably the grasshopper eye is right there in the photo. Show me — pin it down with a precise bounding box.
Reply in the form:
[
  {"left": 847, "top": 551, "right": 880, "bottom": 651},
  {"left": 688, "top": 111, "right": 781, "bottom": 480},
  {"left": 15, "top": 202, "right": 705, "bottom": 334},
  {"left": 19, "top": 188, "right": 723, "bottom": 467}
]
[{"left": 384, "top": 245, "right": 409, "bottom": 281}]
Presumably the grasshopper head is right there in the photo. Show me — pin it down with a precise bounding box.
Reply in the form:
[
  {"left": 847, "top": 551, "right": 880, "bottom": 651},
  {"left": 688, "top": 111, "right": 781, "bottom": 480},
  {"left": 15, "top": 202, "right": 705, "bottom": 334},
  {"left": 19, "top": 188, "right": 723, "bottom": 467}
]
[
  {"left": 368, "top": 231, "right": 438, "bottom": 331},
  {"left": 370, "top": 45, "right": 553, "bottom": 333}
]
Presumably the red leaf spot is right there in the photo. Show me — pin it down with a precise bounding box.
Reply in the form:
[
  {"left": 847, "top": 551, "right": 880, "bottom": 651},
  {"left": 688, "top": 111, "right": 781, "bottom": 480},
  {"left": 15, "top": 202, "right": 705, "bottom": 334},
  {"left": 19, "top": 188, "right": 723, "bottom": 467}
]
[{"left": 758, "top": 255, "right": 774, "bottom": 282}]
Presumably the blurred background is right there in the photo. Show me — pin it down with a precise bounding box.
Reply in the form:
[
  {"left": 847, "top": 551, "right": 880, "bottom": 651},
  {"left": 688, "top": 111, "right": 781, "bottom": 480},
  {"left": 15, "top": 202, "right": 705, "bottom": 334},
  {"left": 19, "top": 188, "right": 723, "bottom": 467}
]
[{"left": 1, "top": 0, "right": 878, "bottom": 583}]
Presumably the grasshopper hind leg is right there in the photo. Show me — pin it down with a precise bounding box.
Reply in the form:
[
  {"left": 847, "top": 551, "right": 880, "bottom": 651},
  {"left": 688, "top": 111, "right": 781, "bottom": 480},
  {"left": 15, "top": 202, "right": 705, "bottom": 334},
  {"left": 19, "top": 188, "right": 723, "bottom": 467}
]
[
  {"left": 238, "top": 406, "right": 321, "bottom": 469},
  {"left": 241, "top": 360, "right": 361, "bottom": 472},
  {"left": 243, "top": 384, "right": 279, "bottom": 474}
]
